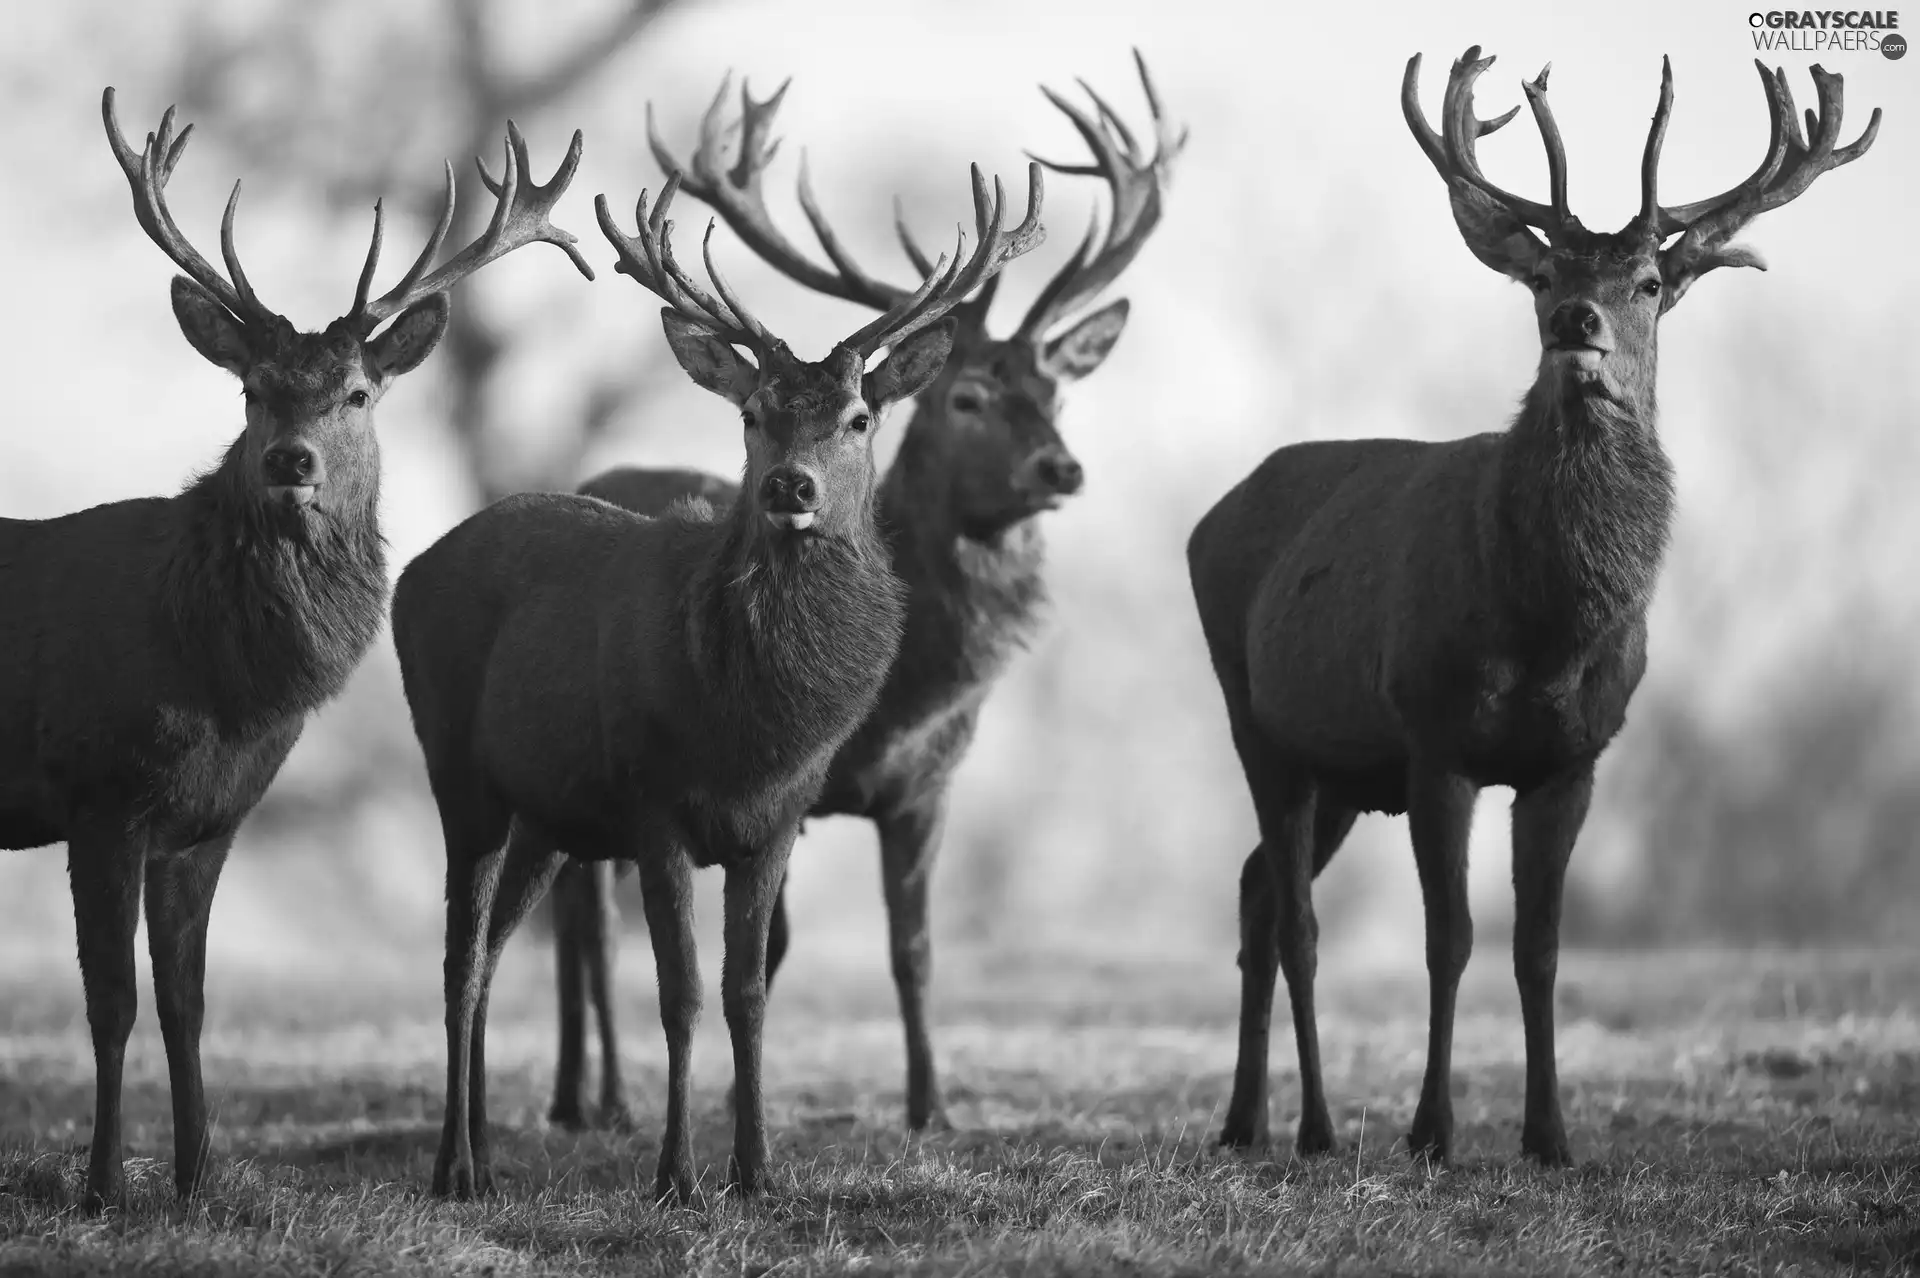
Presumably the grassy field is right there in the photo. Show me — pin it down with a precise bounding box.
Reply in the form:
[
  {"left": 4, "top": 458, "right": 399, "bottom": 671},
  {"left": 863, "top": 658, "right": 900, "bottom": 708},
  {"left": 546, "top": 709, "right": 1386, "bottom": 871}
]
[{"left": 0, "top": 946, "right": 1916, "bottom": 1276}]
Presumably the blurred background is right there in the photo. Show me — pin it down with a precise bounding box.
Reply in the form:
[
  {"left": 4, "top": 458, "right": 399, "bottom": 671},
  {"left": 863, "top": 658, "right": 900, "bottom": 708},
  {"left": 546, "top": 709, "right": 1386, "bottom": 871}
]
[{"left": 1, "top": 0, "right": 1915, "bottom": 994}]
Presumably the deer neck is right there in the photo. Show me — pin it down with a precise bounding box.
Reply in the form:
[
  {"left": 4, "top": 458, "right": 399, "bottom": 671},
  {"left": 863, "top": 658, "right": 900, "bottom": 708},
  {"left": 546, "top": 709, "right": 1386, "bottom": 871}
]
[
  {"left": 687, "top": 494, "right": 906, "bottom": 734},
  {"left": 1493, "top": 363, "right": 1675, "bottom": 651},
  {"left": 162, "top": 434, "right": 388, "bottom": 735}
]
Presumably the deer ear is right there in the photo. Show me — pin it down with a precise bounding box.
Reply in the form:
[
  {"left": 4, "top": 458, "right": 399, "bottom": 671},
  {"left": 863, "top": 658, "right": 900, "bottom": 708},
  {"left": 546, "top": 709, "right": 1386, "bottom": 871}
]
[
  {"left": 661, "top": 311, "right": 759, "bottom": 405},
  {"left": 1041, "top": 298, "right": 1130, "bottom": 382},
  {"left": 367, "top": 295, "right": 450, "bottom": 382},
  {"left": 1447, "top": 184, "right": 1549, "bottom": 282},
  {"left": 1658, "top": 233, "right": 1767, "bottom": 312},
  {"left": 171, "top": 276, "right": 251, "bottom": 376},
  {"left": 865, "top": 318, "right": 955, "bottom": 410}
]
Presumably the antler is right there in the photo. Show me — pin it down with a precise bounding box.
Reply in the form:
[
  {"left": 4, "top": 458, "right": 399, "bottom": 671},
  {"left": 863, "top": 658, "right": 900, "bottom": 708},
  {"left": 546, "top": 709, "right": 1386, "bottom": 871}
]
[
  {"left": 596, "top": 161, "right": 1044, "bottom": 361},
  {"left": 647, "top": 75, "right": 922, "bottom": 312},
  {"left": 1640, "top": 60, "right": 1879, "bottom": 248},
  {"left": 1402, "top": 47, "right": 1576, "bottom": 239},
  {"left": 595, "top": 172, "right": 783, "bottom": 354},
  {"left": 348, "top": 122, "right": 595, "bottom": 332},
  {"left": 102, "top": 87, "right": 278, "bottom": 326},
  {"left": 1013, "top": 48, "right": 1187, "bottom": 343}
]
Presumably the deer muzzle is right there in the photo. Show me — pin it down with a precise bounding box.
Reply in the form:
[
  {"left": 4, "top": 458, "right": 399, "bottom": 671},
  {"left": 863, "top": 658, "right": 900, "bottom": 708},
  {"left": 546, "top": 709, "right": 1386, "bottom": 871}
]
[
  {"left": 759, "top": 464, "right": 822, "bottom": 532},
  {"left": 262, "top": 442, "right": 323, "bottom": 507}
]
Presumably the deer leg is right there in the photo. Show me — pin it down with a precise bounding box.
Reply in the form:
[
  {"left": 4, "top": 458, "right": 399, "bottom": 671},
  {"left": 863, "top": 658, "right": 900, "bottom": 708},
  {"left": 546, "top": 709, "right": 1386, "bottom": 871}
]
[
  {"left": 580, "top": 861, "right": 634, "bottom": 1130},
  {"left": 67, "top": 831, "right": 145, "bottom": 1214},
  {"left": 462, "top": 822, "right": 567, "bottom": 1194},
  {"left": 877, "top": 794, "right": 950, "bottom": 1132},
  {"left": 765, "top": 878, "right": 791, "bottom": 989},
  {"left": 1405, "top": 761, "right": 1479, "bottom": 1165},
  {"left": 143, "top": 834, "right": 232, "bottom": 1201},
  {"left": 432, "top": 800, "right": 509, "bottom": 1201},
  {"left": 722, "top": 824, "right": 798, "bottom": 1196},
  {"left": 1511, "top": 761, "right": 1593, "bottom": 1167},
  {"left": 636, "top": 848, "right": 700, "bottom": 1204},
  {"left": 1222, "top": 769, "right": 1325, "bottom": 1153},
  {"left": 547, "top": 862, "right": 590, "bottom": 1131}
]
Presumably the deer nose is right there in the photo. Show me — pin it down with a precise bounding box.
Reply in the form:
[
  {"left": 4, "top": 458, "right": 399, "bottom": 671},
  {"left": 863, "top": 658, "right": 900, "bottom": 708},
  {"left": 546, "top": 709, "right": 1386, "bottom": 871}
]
[
  {"left": 1549, "top": 301, "right": 1603, "bottom": 346},
  {"left": 262, "top": 444, "right": 318, "bottom": 486},
  {"left": 759, "top": 465, "right": 821, "bottom": 514},
  {"left": 1033, "top": 448, "right": 1085, "bottom": 496}
]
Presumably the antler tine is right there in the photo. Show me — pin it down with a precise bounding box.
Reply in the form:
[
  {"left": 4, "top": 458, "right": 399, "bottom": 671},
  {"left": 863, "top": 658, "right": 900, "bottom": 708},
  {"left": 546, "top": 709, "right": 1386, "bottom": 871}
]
[
  {"left": 1401, "top": 53, "right": 1521, "bottom": 179},
  {"left": 699, "top": 218, "right": 776, "bottom": 348},
  {"left": 350, "top": 199, "right": 387, "bottom": 319},
  {"left": 1637, "top": 57, "right": 1674, "bottom": 224},
  {"left": 219, "top": 181, "right": 267, "bottom": 319},
  {"left": 893, "top": 195, "right": 939, "bottom": 277},
  {"left": 649, "top": 75, "right": 917, "bottom": 311},
  {"left": 845, "top": 160, "right": 1047, "bottom": 357},
  {"left": 353, "top": 123, "right": 593, "bottom": 331},
  {"left": 1522, "top": 64, "right": 1572, "bottom": 225},
  {"left": 1015, "top": 51, "right": 1180, "bottom": 342},
  {"left": 102, "top": 87, "right": 267, "bottom": 324},
  {"left": 1648, "top": 60, "right": 1877, "bottom": 246}
]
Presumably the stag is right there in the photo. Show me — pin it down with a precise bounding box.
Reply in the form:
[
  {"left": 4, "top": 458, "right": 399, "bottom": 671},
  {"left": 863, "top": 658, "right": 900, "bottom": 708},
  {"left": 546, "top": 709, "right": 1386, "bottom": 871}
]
[
  {"left": 390, "top": 157, "right": 1043, "bottom": 1200},
  {"left": 543, "top": 55, "right": 1183, "bottom": 1135},
  {"left": 0, "top": 92, "right": 589, "bottom": 1211},
  {"left": 1188, "top": 49, "right": 1879, "bottom": 1165}
]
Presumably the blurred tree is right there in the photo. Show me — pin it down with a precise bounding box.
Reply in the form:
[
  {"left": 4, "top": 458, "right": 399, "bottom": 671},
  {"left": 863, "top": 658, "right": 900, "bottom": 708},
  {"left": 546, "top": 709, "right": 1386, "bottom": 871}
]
[{"left": 167, "top": 0, "right": 691, "bottom": 503}]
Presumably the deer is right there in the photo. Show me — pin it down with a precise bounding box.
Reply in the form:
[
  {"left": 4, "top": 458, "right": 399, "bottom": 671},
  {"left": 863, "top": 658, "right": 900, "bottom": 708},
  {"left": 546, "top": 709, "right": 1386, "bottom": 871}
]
[
  {"left": 541, "top": 55, "right": 1183, "bottom": 1136},
  {"left": 0, "top": 91, "right": 590, "bottom": 1212},
  {"left": 389, "top": 153, "right": 1044, "bottom": 1201},
  {"left": 1187, "top": 48, "right": 1879, "bottom": 1168}
]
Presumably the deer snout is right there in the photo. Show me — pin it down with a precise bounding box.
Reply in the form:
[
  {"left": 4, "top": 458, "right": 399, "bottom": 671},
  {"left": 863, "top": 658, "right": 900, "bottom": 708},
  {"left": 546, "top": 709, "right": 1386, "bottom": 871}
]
[
  {"left": 262, "top": 442, "right": 323, "bottom": 505},
  {"left": 1547, "top": 301, "right": 1608, "bottom": 352},
  {"left": 759, "top": 464, "right": 822, "bottom": 532},
  {"left": 1032, "top": 448, "right": 1085, "bottom": 497}
]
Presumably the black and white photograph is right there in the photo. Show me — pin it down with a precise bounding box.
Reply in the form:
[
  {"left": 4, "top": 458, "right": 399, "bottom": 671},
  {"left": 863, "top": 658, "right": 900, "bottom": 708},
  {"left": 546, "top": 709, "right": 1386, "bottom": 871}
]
[{"left": 0, "top": 0, "right": 1915, "bottom": 1273}]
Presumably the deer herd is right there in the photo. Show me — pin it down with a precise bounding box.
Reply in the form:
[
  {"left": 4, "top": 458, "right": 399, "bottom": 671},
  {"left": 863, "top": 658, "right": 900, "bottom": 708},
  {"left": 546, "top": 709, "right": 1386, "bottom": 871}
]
[{"left": 0, "top": 44, "right": 1881, "bottom": 1210}]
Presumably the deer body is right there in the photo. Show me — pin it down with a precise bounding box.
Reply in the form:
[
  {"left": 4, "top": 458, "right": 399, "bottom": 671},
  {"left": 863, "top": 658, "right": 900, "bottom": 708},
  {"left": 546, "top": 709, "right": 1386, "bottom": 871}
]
[
  {"left": 544, "top": 60, "right": 1176, "bottom": 1135},
  {"left": 1195, "top": 48, "right": 1878, "bottom": 1167}
]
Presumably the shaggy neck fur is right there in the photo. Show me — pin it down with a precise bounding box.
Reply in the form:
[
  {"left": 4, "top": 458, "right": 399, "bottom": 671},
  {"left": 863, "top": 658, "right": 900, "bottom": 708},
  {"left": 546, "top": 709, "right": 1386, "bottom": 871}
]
[
  {"left": 161, "top": 434, "right": 388, "bottom": 736},
  {"left": 685, "top": 494, "right": 907, "bottom": 747},
  {"left": 1494, "top": 357, "right": 1675, "bottom": 655}
]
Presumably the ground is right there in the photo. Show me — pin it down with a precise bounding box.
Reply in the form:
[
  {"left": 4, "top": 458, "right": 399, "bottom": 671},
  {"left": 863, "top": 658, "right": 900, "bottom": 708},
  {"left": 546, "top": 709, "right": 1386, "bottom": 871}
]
[{"left": 0, "top": 946, "right": 1915, "bottom": 1276}]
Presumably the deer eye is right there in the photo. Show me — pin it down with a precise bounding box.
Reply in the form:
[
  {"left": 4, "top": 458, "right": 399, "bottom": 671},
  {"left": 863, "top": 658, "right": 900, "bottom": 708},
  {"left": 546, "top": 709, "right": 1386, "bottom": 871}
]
[
  {"left": 1637, "top": 278, "right": 1663, "bottom": 298},
  {"left": 740, "top": 409, "right": 757, "bottom": 430},
  {"left": 952, "top": 391, "right": 984, "bottom": 414},
  {"left": 848, "top": 412, "right": 872, "bottom": 433},
  {"left": 346, "top": 389, "right": 370, "bottom": 409},
  {"left": 1526, "top": 273, "right": 1552, "bottom": 294}
]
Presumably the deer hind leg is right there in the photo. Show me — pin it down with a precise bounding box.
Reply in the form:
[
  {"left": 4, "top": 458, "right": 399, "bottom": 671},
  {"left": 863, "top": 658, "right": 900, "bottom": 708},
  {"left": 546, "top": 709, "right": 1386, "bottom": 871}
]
[
  {"left": 547, "top": 861, "right": 591, "bottom": 1131},
  {"left": 877, "top": 794, "right": 951, "bottom": 1133},
  {"left": 721, "top": 822, "right": 799, "bottom": 1197},
  {"left": 67, "top": 829, "right": 146, "bottom": 1214},
  {"left": 1220, "top": 742, "right": 1329, "bottom": 1155},
  {"left": 1510, "top": 762, "right": 1593, "bottom": 1167},
  {"left": 464, "top": 821, "right": 567, "bottom": 1193},
  {"left": 1405, "top": 759, "right": 1479, "bottom": 1165},
  {"left": 636, "top": 845, "right": 700, "bottom": 1205},
  {"left": 579, "top": 861, "right": 635, "bottom": 1130},
  {"left": 144, "top": 833, "right": 233, "bottom": 1201},
  {"left": 431, "top": 789, "right": 511, "bottom": 1200}
]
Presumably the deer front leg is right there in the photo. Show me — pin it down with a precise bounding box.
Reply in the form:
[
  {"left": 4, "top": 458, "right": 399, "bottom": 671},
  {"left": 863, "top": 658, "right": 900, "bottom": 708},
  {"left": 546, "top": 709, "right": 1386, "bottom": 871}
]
[
  {"left": 67, "top": 829, "right": 145, "bottom": 1214},
  {"left": 722, "top": 823, "right": 798, "bottom": 1196},
  {"left": 1405, "top": 760, "right": 1479, "bottom": 1165},
  {"left": 1510, "top": 761, "right": 1594, "bottom": 1167},
  {"left": 636, "top": 848, "right": 700, "bottom": 1204},
  {"left": 876, "top": 794, "right": 951, "bottom": 1132},
  {"left": 143, "top": 834, "right": 233, "bottom": 1201}
]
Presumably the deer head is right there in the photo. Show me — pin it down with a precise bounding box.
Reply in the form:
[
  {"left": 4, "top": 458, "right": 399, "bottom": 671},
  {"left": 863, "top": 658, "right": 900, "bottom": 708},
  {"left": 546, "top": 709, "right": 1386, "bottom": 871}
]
[
  {"left": 596, "top": 165, "right": 1044, "bottom": 543},
  {"left": 1405, "top": 48, "right": 1879, "bottom": 401},
  {"left": 103, "top": 90, "right": 593, "bottom": 518},
  {"left": 648, "top": 54, "right": 1182, "bottom": 539}
]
